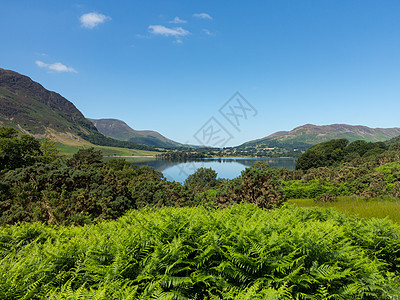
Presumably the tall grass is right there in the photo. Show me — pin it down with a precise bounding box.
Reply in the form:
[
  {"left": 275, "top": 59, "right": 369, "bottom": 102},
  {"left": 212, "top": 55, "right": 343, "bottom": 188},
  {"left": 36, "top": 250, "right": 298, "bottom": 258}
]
[
  {"left": 289, "top": 196, "right": 400, "bottom": 224},
  {"left": 0, "top": 204, "right": 399, "bottom": 299}
]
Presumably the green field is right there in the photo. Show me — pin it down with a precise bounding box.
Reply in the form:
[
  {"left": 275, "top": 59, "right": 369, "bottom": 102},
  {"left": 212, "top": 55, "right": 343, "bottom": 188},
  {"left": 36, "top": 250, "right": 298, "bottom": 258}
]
[
  {"left": 55, "top": 142, "right": 160, "bottom": 157},
  {"left": 289, "top": 196, "right": 400, "bottom": 224}
]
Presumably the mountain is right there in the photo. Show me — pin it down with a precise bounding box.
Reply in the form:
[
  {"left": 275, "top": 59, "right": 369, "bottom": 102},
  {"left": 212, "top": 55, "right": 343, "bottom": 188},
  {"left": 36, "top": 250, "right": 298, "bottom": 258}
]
[
  {"left": 236, "top": 124, "right": 400, "bottom": 154},
  {"left": 89, "top": 118, "right": 182, "bottom": 148},
  {"left": 0, "top": 68, "right": 98, "bottom": 137},
  {"left": 0, "top": 68, "right": 153, "bottom": 151},
  {"left": 265, "top": 124, "right": 400, "bottom": 143}
]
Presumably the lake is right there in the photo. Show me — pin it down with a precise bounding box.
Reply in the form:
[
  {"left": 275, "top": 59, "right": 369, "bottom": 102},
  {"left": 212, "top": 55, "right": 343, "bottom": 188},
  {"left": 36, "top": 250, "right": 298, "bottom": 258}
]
[{"left": 115, "top": 157, "right": 296, "bottom": 183}]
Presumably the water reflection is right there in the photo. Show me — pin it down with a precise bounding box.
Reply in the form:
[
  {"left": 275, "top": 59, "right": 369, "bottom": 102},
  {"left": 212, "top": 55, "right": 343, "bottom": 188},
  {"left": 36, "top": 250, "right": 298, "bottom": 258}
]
[{"left": 109, "top": 157, "right": 296, "bottom": 183}]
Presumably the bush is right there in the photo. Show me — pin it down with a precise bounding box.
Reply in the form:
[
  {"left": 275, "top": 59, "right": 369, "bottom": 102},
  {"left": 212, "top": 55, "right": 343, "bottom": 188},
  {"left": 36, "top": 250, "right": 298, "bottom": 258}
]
[
  {"left": 215, "top": 162, "right": 285, "bottom": 209},
  {"left": 0, "top": 163, "right": 136, "bottom": 225},
  {"left": 0, "top": 127, "right": 43, "bottom": 173},
  {"left": 314, "top": 193, "right": 338, "bottom": 203},
  {"left": 184, "top": 167, "right": 221, "bottom": 193}
]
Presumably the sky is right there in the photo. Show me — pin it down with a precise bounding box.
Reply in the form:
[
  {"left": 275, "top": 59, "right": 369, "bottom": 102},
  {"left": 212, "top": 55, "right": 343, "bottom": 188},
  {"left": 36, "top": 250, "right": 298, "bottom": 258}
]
[{"left": 1, "top": 0, "right": 400, "bottom": 147}]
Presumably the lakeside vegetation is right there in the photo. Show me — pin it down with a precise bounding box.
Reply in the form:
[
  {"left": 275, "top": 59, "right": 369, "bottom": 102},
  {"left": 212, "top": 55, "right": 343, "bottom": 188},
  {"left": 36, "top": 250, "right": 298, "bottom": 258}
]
[
  {"left": 156, "top": 151, "right": 206, "bottom": 160},
  {"left": 1, "top": 126, "right": 400, "bottom": 297}
]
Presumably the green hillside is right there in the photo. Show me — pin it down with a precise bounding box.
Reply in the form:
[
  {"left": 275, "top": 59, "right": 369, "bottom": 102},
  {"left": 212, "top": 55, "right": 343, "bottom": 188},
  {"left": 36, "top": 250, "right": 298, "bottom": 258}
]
[
  {"left": 0, "top": 68, "right": 155, "bottom": 152},
  {"left": 237, "top": 124, "right": 400, "bottom": 155},
  {"left": 89, "top": 118, "right": 182, "bottom": 148},
  {"left": 0, "top": 68, "right": 97, "bottom": 136}
]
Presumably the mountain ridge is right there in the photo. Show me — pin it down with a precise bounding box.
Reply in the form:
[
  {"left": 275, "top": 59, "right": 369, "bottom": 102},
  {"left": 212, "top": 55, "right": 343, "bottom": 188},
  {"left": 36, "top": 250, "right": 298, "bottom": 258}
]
[
  {"left": 235, "top": 123, "right": 400, "bottom": 155},
  {"left": 264, "top": 124, "right": 400, "bottom": 142},
  {"left": 89, "top": 118, "right": 182, "bottom": 148},
  {"left": 0, "top": 68, "right": 154, "bottom": 151}
]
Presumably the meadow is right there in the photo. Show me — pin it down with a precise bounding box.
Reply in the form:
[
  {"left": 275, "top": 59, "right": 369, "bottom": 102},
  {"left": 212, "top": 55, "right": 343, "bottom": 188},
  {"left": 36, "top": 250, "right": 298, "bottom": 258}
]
[{"left": 289, "top": 196, "right": 400, "bottom": 224}]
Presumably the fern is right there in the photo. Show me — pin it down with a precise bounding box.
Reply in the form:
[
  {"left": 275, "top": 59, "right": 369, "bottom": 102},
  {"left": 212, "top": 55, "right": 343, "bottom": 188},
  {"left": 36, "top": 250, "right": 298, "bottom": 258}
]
[{"left": 1, "top": 204, "right": 399, "bottom": 298}]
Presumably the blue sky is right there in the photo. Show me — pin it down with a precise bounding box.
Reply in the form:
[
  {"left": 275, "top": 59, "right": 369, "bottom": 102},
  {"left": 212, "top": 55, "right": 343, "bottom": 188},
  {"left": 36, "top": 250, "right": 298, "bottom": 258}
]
[{"left": 1, "top": 1, "right": 400, "bottom": 146}]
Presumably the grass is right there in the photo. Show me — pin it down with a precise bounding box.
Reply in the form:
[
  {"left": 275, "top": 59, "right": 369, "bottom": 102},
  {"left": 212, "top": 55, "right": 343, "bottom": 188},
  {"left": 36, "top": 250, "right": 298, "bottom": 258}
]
[
  {"left": 288, "top": 196, "right": 400, "bottom": 224},
  {"left": 55, "top": 142, "right": 160, "bottom": 157}
]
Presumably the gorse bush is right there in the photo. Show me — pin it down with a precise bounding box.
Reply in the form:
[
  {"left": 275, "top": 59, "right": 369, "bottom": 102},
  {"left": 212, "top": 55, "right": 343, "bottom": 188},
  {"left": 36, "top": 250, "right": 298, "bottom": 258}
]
[
  {"left": 216, "top": 162, "right": 285, "bottom": 209},
  {"left": 0, "top": 205, "right": 399, "bottom": 299},
  {"left": 0, "top": 163, "right": 136, "bottom": 225},
  {"left": 184, "top": 167, "right": 223, "bottom": 193},
  {"left": 0, "top": 159, "right": 201, "bottom": 225},
  {"left": 282, "top": 151, "right": 400, "bottom": 199}
]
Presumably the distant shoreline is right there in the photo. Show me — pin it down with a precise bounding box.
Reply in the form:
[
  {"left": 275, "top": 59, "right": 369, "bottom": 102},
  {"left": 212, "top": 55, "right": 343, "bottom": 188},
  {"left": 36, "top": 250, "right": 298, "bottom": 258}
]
[
  {"left": 103, "top": 156, "right": 156, "bottom": 158},
  {"left": 103, "top": 156, "right": 297, "bottom": 159}
]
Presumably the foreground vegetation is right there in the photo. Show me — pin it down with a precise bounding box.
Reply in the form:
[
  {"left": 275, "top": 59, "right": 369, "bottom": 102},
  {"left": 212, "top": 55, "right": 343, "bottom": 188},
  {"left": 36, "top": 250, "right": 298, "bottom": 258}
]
[
  {"left": 2, "top": 126, "right": 400, "bottom": 298},
  {"left": 1, "top": 204, "right": 399, "bottom": 299}
]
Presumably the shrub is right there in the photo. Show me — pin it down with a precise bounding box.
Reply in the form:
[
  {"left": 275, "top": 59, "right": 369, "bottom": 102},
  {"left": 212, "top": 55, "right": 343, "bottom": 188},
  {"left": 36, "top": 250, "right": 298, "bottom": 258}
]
[
  {"left": 184, "top": 167, "right": 220, "bottom": 193},
  {"left": 0, "top": 163, "right": 136, "bottom": 225},
  {"left": 314, "top": 193, "right": 338, "bottom": 203},
  {"left": 393, "top": 182, "right": 400, "bottom": 198},
  {"left": 215, "top": 162, "right": 285, "bottom": 209}
]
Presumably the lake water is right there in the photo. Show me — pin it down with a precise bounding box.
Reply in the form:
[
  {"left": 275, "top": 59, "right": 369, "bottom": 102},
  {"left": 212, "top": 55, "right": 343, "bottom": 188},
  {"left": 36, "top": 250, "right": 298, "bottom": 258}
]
[{"left": 121, "top": 157, "right": 296, "bottom": 183}]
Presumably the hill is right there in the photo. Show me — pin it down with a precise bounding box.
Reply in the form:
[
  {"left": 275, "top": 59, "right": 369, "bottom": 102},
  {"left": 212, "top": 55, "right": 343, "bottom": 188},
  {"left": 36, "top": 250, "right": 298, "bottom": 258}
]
[
  {"left": 0, "top": 68, "right": 153, "bottom": 151},
  {"left": 386, "top": 134, "right": 400, "bottom": 150},
  {"left": 0, "top": 68, "right": 97, "bottom": 137},
  {"left": 89, "top": 118, "right": 182, "bottom": 148},
  {"left": 236, "top": 124, "right": 400, "bottom": 155}
]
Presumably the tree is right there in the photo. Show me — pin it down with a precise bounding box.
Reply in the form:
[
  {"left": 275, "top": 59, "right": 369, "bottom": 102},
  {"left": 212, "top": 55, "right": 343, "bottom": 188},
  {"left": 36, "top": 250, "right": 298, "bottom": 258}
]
[
  {"left": 67, "top": 147, "right": 103, "bottom": 168},
  {"left": 216, "top": 162, "right": 285, "bottom": 209},
  {"left": 0, "top": 126, "right": 42, "bottom": 173},
  {"left": 40, "top": 138, "right": 61, "bottom": 163},
  {"left": 296, "top": 139, "right": 349, "bottom": 171},
  {"left": 184, "top": 167, "right": 219, "bottom": 192}
]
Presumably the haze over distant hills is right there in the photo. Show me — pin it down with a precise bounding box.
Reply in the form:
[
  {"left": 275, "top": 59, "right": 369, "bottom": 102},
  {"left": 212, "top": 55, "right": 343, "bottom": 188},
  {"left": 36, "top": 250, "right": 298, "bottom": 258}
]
[
  {"left": 89, "top": 118, "right": 182, "bottom": 148},
  {"left": 237, "top": 124, "right": 400, "bottom": 153}
]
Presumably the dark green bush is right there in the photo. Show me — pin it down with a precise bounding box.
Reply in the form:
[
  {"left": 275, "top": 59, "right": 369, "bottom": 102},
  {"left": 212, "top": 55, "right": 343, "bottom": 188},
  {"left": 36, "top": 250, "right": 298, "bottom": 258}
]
[
  {"left": 215, "top": 162, "right": 285, "bottom": 209},
  {"left": 184, "top": 167, "right": 222, "bottom": 193},
  {"left": 0, "top": 163, "right": 136, "bottom": 225}
]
